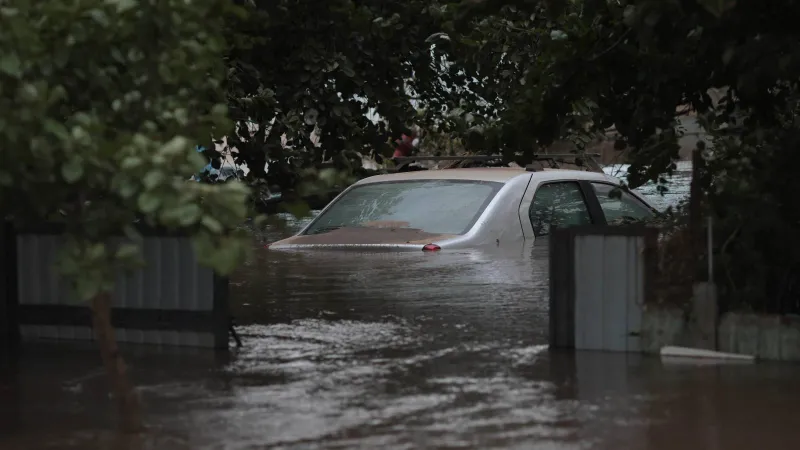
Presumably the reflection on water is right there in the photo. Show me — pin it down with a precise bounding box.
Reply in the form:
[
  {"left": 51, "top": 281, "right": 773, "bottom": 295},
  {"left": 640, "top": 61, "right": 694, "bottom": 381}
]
[{"left": 3, "top": 168, "right": 800, "bottom": 449}]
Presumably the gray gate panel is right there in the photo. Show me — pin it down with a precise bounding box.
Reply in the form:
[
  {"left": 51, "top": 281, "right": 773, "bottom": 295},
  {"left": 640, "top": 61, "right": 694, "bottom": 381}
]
[
  {"left": 550, "top": 226, "right": 656, "bottom": 353},
  {"left": 574, "top": 233, "right": 646, "bottom": 352},
  {"left": 573, "top": 233, "right": 605, "bottom": 351},
  {"left": 15, "top": 231, "right": 226, "bottom": 349}
]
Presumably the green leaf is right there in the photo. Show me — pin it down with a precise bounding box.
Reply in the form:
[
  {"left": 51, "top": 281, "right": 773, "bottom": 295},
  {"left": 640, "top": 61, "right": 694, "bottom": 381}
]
[
  {"left": 187, "top": 151, "right": 207, "bottom": 171},
  {"left": 722, "top": 46, "right": 735, "bottom": 65},
  {"left": 201, "top": 216, "right": 223, "bottom": 233},
  {"left": 341, "top": 63, "right": 356, "bottom": 78},
  {"left": 137, "top": 192, "right": 161, "bottom": 213},
  {"left": 197, "top": 235, "right": 247, "bottom": 276},
  {"left": 123, "top": 225, "right": 143, "bottom": 243},
  {"left": 74, "top": 276, "right": 102, "bottom": 302},
  {"left": 61, "top": 158, "right": 84, "bottom": 183},
  {"left": 117, "top": 178, "right": 137, "bottom": 198},
  {"left": 121, "top": 156, "right": 143, "bottom": 170},
  {"left": 177, "top": 204, "right": 202, "bottom": 226},
  {"left": 115, "top": 244, "right": 139, "bottom": 260},
  {"left": 43, "top": 119, "right": 69, "bottom": 140},
  {"left": 160, "top": 136, "right": 190, "bottom": 157},
  {"left": 192, "top": 232, "right": 215, "bottom": 258},
  {"left": 253, "top": 214, "right": 268, "bottom": 227},
  {"left": 159, "top": 202, "right": 202, "bottom": 226},
  {"left": 696, "top": 0, "right": 737, "bottom": 17},
  {"left": 211, "top": 103, "right": 227, "bottom": 117},
  {"left": 88, "top": 8, "right": 109, "bottom": 26},
  {"left": 86, "top": 242, "right": 106, "bottom": 261},
  {"left": 143, "top": 170, "right": 166, "bottom": 189},
  {"left": 281, "top": 201, "right": 312, "bottom": 218},
  {"left": 0, "top": 53, "right": 22, "bottom": 78}
]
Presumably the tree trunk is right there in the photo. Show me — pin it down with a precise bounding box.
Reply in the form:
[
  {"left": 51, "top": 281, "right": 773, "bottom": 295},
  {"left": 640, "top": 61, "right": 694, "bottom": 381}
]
[{"left": 90, "top": 292, "right": 143, "bottom": 433}]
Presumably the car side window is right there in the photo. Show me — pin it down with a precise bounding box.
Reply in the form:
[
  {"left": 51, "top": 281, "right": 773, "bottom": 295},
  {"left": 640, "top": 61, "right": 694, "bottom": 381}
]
[
  {"left": 529, "top": 182, "right": 592, "bottom": 236},
  {"left": 590, "top": 182, "right": 654, "bottom": 223}
]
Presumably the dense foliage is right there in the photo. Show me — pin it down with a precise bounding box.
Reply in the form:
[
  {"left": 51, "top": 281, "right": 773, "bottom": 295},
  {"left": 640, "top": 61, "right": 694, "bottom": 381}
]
[
  {"left": 221, "top": 0, "right": 464, "bottom": 199},
  {"left": 0, "top": 0, "right": 251, "bottom": 298},
  {"left": 442, "top": 0, "right": 798, "bottom": 189}
]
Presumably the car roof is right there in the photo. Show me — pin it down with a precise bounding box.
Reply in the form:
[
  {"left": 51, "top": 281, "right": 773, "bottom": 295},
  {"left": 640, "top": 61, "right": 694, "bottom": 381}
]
[{"left": 355, "top": 167, "right": 622, "bottom": 185}]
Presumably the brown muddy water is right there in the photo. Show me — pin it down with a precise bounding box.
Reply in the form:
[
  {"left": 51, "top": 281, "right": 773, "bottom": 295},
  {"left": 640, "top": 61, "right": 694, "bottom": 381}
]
[{"left": 2, "top": 215, "right": 800, "bottom": 449}]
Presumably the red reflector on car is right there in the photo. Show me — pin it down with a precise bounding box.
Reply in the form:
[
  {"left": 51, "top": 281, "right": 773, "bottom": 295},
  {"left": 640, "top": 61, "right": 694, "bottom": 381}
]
[
  {"left": 263, "top": 244, "right": 271, "bottom": 249},
  {"left": 422, "top": 244, "right": 441, "bottom": 252}
]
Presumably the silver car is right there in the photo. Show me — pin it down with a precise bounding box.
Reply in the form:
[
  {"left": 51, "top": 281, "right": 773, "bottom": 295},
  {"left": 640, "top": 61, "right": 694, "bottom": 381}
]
[{"left": 267, "top": 167, "right": 657, "bottom": 251}]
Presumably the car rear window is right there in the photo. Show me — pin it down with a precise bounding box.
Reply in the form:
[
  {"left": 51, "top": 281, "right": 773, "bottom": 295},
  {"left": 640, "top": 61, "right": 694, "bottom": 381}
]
[{"left": 303, "top": 179, "right": 503, "bottom": 236}]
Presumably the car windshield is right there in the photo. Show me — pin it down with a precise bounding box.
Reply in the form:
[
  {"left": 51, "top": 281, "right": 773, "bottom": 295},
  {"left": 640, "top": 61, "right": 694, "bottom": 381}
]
[{"left": 303, "top": 179, "right": 503, "bottom": 236}]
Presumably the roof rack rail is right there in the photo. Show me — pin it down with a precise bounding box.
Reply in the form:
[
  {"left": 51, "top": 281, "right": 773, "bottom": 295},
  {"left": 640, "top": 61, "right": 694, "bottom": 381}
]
[
  {"left": 525, "top": 153, "right": 602, "bottom": 173},
  {"left": 391, "top": 155, "right": 504, "bottom": 172}
]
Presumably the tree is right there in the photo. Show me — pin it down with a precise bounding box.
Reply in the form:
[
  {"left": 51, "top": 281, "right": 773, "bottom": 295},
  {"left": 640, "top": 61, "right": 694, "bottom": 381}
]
[
  {"left": 440, "top": 0, "right": 800, "bottom": 311},
  {"left": 221, "top": 0, "right": 472, "bottom": 200},
  {"left": 214, "top": 0, "right": 800, "bottom": 311},
  {"left": 0, "top": 0, "right": 251, "bottom": 432}
]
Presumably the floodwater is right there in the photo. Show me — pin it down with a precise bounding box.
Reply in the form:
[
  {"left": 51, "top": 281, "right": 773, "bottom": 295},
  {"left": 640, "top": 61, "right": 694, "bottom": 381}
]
[{"left": 3, "top": 172, "right": 800, "bottom": 449}]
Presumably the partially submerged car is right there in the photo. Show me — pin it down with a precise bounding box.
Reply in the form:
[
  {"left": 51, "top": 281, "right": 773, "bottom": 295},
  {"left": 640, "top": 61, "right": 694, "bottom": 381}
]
[{"left": 267, "top": 158, "right": 658, "bottom": 252}]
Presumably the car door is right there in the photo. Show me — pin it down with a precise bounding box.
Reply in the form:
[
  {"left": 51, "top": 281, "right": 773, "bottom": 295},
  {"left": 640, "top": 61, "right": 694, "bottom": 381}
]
[{"left": 518, "top": 178, "right": 606, "bottom": 239}]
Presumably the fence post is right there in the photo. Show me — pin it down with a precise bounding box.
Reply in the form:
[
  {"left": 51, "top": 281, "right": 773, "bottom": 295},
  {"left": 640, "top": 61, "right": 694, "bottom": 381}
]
[
  {"left": 0, "top": 222, "right": 19, "bottom": 362},
  {"left": 549, "top": 227, "right": 576, "bottom": 349}
]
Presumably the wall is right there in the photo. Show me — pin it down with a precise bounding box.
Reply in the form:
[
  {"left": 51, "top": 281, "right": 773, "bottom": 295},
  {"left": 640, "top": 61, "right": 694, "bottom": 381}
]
[{"left": 637, "top": 309, "right": 800, "bottom": 362}]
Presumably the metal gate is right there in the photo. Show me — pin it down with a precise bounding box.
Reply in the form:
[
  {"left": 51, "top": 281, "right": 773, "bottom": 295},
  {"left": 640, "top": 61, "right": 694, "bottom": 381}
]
[
  {"left": 549, "top": 225, "right": 658, "bottom": 352},
  {"left": 1, "top": 223, "right": 230, "bottom": 352}
]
